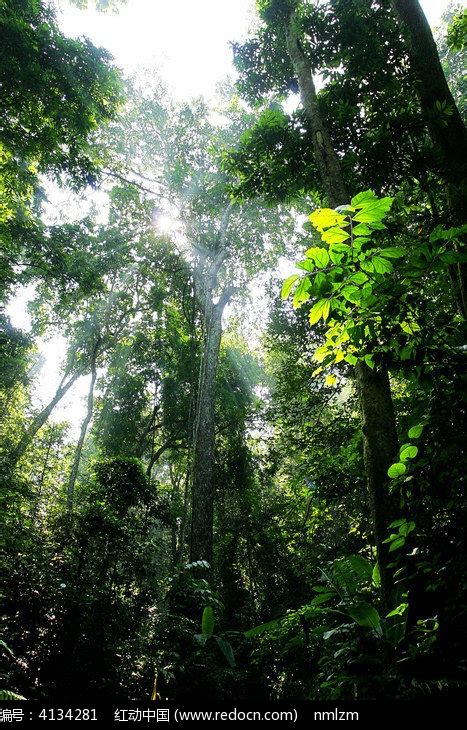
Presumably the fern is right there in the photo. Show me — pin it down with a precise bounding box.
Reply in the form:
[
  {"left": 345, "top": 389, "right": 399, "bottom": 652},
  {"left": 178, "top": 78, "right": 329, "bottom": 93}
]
[{"left": 0, "top": 689, "right": 27, "bottom": 700}]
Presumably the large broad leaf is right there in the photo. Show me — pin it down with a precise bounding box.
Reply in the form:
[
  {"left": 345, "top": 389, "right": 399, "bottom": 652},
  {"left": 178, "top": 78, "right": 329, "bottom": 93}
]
[
  {"left": 201, "top": 606, "right": 215, "bottom": 637},
  {"left": 310, "top": 208, "right": 347, "bottom": 233},
  {"left": 352, "top": 190, "right": 393, "bottom": 224},
  {"left": 215, "top": 637, "right": 236, "bottom": 667},
  {"left": 296, "top": 259, "right": 315, "bottom": 272},
  {"left": 347, "top": 601, "right": 381, "bottom": 632},
  {"left": 281, "top": 273, "right": 299, "bottom": 299},
  {"left": 310, "top": 591, "right": 336, "bottom": 606},
  {"left": 372, "top": 256, "right": 393, "bottom": 274},
  {"left": 305, "top": 246, "right": 330, "bottom": 267},
  {"left": 322, "top": 227, "right": 350, "bottom": 245},
  {"left": 347, "top": 554, "right": 373, "bottom": 579},
  {"left": 309, "top": 298, "right": 331, "bottom": 325},
  {"left": 380, "top": 247, "right": 405, "bottom": 258},
  {"left": 293, "top": 277, "right": 311, "bottom": 309},
  {"left": 244, "top": 618, "right": 281, "bottom": 638},
  {"left": 352, "top": 222, "right": 373, "bottom": 237}
]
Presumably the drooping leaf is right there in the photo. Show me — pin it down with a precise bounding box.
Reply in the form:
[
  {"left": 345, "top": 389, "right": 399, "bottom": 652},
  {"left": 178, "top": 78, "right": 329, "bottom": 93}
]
[
  {"left": 244, "top": 618, "right": 281, "bottom": 638},
  {"left": 380, "top": 247, "right": 405, "bottom": 258},
  {"left": 293, "top": 277, "right": 311, "bottom": 309},
  {"left": 281, "top": 273, "right": 299, "bottom": 299},
  {"left": 372, "top": 256, "right": 393, "bottom": 274},
  {"left": 215, "top": 636, "right": 236, "bottom": 667},
  {"left": 309, "top": 298, "right": 331, "bottom": 325},
  {"left": 201, "top": 606, "right": 215, "bottom": 637},
  {"left": 347, "top": 554, "right": 373, "bottom": 579},
  {"left": 305, "top": 246, "right": 330, "bottom": 268},
  {"left": 347, "top": 601, "right": 381, "bottom": 631}
]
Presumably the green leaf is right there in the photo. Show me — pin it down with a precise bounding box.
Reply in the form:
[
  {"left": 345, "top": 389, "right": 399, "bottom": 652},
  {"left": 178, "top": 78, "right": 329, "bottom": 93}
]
[
  {"left": 399, "top": 520, "right": 415, "bottom": 537},
  {"left": 310, "top": 591, "right": 336, "bottom": 606},
  {"left": 349, "top": 271, "right": 368, "bottom": 285},
  {"left": 386, "top": 603, "right": 409, "bottom": 618},
  {"left": 372, "top": 562, "right": 381, "bottom": 588},
  {"left": 352, "top": 222, "right": 373, "bottom": 237},
  {"left": 352, "top": 190, "right": 393, "bottom": 224},
  {"left": 387, "top": 462, "right": 407, "bottom": 478},
  {"left": 347, "top": 601, "right": 381, "bottom": 631},
  {"left": 372, "top": 256, "right": 393, "bottom": 274},
  {"left": 400, "top": 444, "right": 418, "bottom": 461},
  {"left": 310, "top": 208, "right": 347, "bottom": 233},
  {"left": 322, "top": 227, "right": 350, "bottom": 245},
  {"left": 389, "top": 519, "right": 406, "bottom": 528},
  {"left": 201, "top": 606, "right": 215, "bottom": 637},
  {"left": 388, "top": 536, "right": 406, "bottom": 552},
  {"left": 408, "top": 424, "right": 424, "bottom": 439},
  {"left": 0, "top": 690, "right": 27, "bottom": 700},
  {"left": 351, "top": 189, "right": 378, "bottom": 207},
  {"left": 281, "top": 273, "right": 299, "bottom": 299},
  {"left": 244, "top": 619, "right": 281, "bottom": 638},
  {"left": 293, "top": 278, "right": 311, "bottom": 309},
  {"left": 309, "top": 298, "right": 330, "bottom": 325},
  {"left": 215, "top": 636, "right": 236, "bottom": 667},
  {"left": 380, "top": 247, "right": 405, "bottom": 258},
  {"left": 348, "top": 554, "right": 373, "bottom": 578},
  {"left": 296, "top": 259, "right": 315, "bottom": 272},
  {"left": 341, "top": 285, "right": 361, "bottom": 303},
  {"left": 305, "top": 246, "right": 330, "bottom": 267},
  {"left": 325, "top": 374, "right": 336, "bottom": 387}
]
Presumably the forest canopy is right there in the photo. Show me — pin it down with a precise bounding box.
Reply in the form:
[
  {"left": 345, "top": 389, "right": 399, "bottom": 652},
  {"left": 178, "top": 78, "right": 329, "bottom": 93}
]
[{"left": 0, "top": 0, "right": 466, "bottom": 708}]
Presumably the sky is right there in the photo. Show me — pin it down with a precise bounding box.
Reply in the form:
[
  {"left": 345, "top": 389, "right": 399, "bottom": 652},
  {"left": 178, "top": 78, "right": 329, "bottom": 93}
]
[{"left": 7, "top": 0, "right": 454, "bottom": 435}]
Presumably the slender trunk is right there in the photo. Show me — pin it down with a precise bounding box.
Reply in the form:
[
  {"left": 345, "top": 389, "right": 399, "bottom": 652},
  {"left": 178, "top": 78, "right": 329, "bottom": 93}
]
[
  {"left": 169, "top": 466, "right": 182, "bottom": 566},
  {"left": 146, "top": 439, "right": 176, "bottom": 480},
  {"left": 66, "top": 358, "right": 98, "bottom": 510},
  {"left": 10, "top": 370, "right": 81, "bottom": 465},
  {"left": 189, "top": 299, "right": 224, "bottom": 566},
  {"left": 355, "top": 363, "right": 399, "bottom": 608},
  {"left": 177, "top": 469, "right": 190, "bottom": 565},
  {"left": 286, "top": 12, "right": 399, "bottom": 606},
  {"left": 390, "top": 0, "right": 467, "bottom": 312},
  {"left": 31, "top": 428, "right": 55, "bottom": 522}
]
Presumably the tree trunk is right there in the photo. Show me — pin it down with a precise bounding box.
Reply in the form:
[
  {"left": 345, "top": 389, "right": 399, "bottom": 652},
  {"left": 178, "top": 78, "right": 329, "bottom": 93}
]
[
  {"left": 66, "top": 357, "right": 98, "bottom": 510},
  {"left": 390, "top": 0, "right": 467, "bottom": 192},
  {"left": 286, "top": 11, "right": 399, "bottom": 606},
  {"left": 355, "top": 363, "right": 399, "bottom": 607},
  {"left": 189, "top": 298, "right": 224, "bottom": 566},
  {"left": 11, "top": 370, "right": 81, "bottom": 465},
  {"left": 390, "top": 0, "right": 467, "bottom": 313}
]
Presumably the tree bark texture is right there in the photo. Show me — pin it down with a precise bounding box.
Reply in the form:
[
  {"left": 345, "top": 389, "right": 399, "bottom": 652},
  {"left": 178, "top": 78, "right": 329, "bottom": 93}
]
[
  {"left": 390, "top": 0, "right": 467, "bottom": 194},
  {"left": 390, "top": 0, "right": 467, "bottom": 315},
  {"left": 189, "top": 298, "right": 223, "bottom": 566}
]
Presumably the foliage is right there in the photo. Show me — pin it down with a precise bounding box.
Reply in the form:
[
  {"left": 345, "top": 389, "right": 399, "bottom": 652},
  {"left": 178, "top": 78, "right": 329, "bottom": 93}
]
[{"left": 0, "top": 0, "right": 466, "bottom": 706}]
